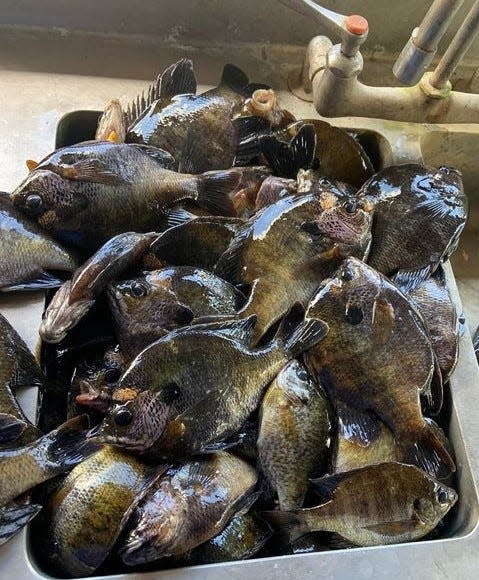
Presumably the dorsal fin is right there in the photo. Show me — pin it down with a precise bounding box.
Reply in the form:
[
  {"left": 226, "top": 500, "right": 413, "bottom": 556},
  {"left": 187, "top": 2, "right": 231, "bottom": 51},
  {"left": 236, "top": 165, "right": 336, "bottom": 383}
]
[
  {"left": 125, "top": 59, "right": 197, "bottom": 127},
  {"left": 190, "top": 315, "right": 257, "bottom": 344}
]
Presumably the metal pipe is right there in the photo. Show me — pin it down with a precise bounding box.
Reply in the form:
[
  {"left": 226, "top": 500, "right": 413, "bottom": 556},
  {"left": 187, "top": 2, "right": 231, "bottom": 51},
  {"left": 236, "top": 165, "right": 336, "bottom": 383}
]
[
  {"left": 430, "top": 0, "right": 479, "bottom": 89},
  {"left": 393, "top": 0, "right": 463, "bottom": 85}
]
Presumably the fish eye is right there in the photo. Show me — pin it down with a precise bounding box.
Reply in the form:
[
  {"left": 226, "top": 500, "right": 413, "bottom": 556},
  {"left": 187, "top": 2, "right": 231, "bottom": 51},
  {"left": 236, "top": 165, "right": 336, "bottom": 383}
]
[
  {"left": 345, "top": 305, "right": 363, "bottom": 325},
  {"left": 437, "top": 489, "right": 449, "bottom": 504},
  {"left": 318, "top": 177, "right": 330, "bottom": 187},
  {"left": 343, "top": 200, "right": 357, "bottom": 214},
  {"left": 340, "top": 268, "right": 354, "bottom": 282},
  {"left": 113, "top": 407, "right": 133, "bottom": 427},
  {"left": 174, "top": 308, "right": 194, "bottom": 325},
  {"left": 413, "top": 498, "right": 422, "bottom": 512},
  {"left": 25, "top": 194, "right": 43, "bottom": 213},
  {"left": 129, "top": 282, "right": 147, "bottom": 298},
  {"left": 104, "top": 368, "right": 121, "bottom": 384},
  {"left": 296, "top": 368, "right": 309, "bottom": 381},
  {"left": 159, "top": 382, "right": 181, "bottom": 405}
]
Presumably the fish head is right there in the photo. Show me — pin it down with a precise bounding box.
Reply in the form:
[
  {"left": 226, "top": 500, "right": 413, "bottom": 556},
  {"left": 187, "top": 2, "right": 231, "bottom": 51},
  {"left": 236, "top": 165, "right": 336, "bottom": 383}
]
[
  {"left": 11, "top": 169, "right": 88, "bottom": 231},
  {"left": 316, "top": 197, "right": 373, "bottom": 259},
  {"left": 39, "top": 281, "right": 94, "bottom": 344},
  {"left": 413, "top": 481, "right": 458, "bottom": 526},
  {"left": 92, "top": 390, "right": 170, "bottom": 452},
  {"left": 121, "top": 485, "right": 182, "bottom": 564},
  {"left": 306, "top": 257, "right": 385, "bottom": 332},
  {"left": 74, "top": 354, "right": 123, "bottom": 412},
  {"left": 109, "top": 275, "right": 193, "bottom": 330}
]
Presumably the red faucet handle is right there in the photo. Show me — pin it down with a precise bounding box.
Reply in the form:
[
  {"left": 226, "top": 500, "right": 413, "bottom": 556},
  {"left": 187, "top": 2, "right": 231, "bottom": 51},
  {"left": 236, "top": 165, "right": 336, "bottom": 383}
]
[{"left": 346, "top": 14, "right": 369, "bottom": 36}]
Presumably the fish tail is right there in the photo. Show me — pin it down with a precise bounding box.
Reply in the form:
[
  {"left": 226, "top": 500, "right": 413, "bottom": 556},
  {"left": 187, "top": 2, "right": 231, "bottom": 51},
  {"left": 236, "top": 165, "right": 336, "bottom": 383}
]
[
  {"left": 196, "top": 170, "right": 239, "bottom": 216},
  {"left": 259, "top": 124, "right": 317, "bottom": 179},
  {"left": 262, "top": 510, "right": 309, "bottom": 543},
  {"left": 399, "top": 422, "right": 456, "bottom": 477},
  {"left": 0, "top": 413, "right": 27, "bottom": 445},
  {"left": 0, "top": 502, "right": 42, "bottom": 546},
  {"left": 276, "top": 303, "right": 329, "bottom": 358},
  {"left": 220, "top": 64, "right": 270, "bottom": 97},
  {"left": 41, "top": 415, "right": 98, "bottom": 469}
]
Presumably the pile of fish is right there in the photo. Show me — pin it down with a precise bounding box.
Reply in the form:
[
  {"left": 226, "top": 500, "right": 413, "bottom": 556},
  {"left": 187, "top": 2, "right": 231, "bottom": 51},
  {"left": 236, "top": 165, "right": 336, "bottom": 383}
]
[{"left": 0, "top": 58, "right": 468, "bottom": 576}]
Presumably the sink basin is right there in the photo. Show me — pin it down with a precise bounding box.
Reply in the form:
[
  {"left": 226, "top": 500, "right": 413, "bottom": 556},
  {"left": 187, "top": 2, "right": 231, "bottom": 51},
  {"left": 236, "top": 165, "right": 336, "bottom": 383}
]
[{"left": 1, "top": 1, "right": 479, "bottom": 578}]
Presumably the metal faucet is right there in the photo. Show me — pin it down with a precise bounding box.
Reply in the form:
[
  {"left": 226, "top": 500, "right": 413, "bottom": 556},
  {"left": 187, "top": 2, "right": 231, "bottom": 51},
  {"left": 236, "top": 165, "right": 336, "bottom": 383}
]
[{"left": 283, "top": 0, "right": 479, "bottom": 123}]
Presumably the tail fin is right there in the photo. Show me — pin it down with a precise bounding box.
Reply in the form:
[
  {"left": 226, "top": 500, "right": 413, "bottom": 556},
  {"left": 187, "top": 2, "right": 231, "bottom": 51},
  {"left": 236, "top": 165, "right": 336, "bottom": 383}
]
[
  {"left": 0, "top": 503, "right": 42, "bottom": 546},
  {"left": 233, "top": 116, "right": 271, "bottom": 166},
  {"left": 196, "top": 170, "right": 240, "bottom": 216},
  {"left": 0, "top": 414, "right": 27, "bottom": 445},
  {"left": 275, "top": 304, "right": 328, "bottom": 358},
  {"left": 399, "top": 422, "right": 456, "bottom": 477},
  {"left": 42, "top": 415, "right": 98, "bottom": 468},
  {"left": 260, "top": 124, "right": 317, "bottom": 179},
  {"left": 262, "top": 510, "right": 309, "bottom": 543},
  {"left": 220, "top": 64, "right": 270, "bottom": 97}
]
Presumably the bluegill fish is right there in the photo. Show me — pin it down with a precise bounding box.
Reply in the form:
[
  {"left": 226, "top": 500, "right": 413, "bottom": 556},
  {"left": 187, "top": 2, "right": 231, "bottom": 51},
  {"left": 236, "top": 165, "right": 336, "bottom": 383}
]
[
  {"left": 126, "top": 60, "right": 270, "bottom": 173},
  {"left": 304, "top": 257, "right": 455, "bottom": 475},
  {"left": 120, "top": 452, "right": 257, "bottom": 565},
  {"left": 359, "top": 164, "right": 467, "bottom": 292},
  {"left": 11, "top": 141, "right": 240, "bottom": 251},
  {"left": 215, "top": 192, "right": 372, "bottom": 344},
  {"left": 258, "top": 361, "right": 331, "bottom": 510},
  {"left": 151, "top": 216, "right": 243, "bottom": 271},
  {"left": 44, "top": 446, "right": 159, "bottom": 577},
  {"left": 265, "top": 462, "right": 457, "bottom": 546},
  {"left": 0, "top": 192, "right": 77, "bottom": 291},
  {"left": 108, "top": 266, "right": 244, "bottom": 360},
  {"left": 93, "top": 310, "right": 327, "bottom": 456}
]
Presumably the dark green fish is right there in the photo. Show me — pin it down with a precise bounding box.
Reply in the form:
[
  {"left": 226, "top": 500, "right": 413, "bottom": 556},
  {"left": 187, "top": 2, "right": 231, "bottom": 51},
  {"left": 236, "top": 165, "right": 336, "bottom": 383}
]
[
  {"left": 126, "top": 60, "right": 269, "bottom": 173},
  {"left": 152, "top": 216, "right": 243, "bottom": 270},
  {"left": 40, "top": 232, "right": 158, "bottom": 344},
  {"left": 11, "top": 141, "right": 239, "bottom": 251},
  {"left": 44, "top": 446, "right": 158, "bottom": 577},
  {"left": 94, "top": 311, "right": 327, "bottom": 456},
  {"left": 185, "top": 511, "right": 272, "bottom": 564},
  {"left": 408, "top": 267, "right": 459, "bottom": 380},
  {"left": 358, "top": 164, "right": 467, "bottom": 291},
  {"left": 120, "top": 452, "right": 257, "bottom": 565},
  {"left": 265, "top": 462, "right": 457, "bottom": 546},
  {"left": 0, "top": 192, "right": 77, "bottom": 291},
  {"left": 108, "top": 266, "right": 244, "bottom": 360},
  {"left": 258, "top": 360, "right": 330, "bottom": 510},
  {"left": 275, "top": 120, "right": 374, "bottom": 187},
  {"left": 215, "top": 192, "right": 372, "bottom": 344},
  {"left": 0, "top": 415, "right": 93, "bottom": 506},
  {"left": 304, "top": 257, "right": 455, "bottom": 475},
  {"left": 0, "top": 312, "right": 43, "bottom": 446}
]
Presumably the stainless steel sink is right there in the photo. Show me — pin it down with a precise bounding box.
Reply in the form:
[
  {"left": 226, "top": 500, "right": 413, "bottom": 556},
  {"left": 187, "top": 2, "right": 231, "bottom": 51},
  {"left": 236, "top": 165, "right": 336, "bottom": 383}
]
[{"left": 1, "top": 1, "right": 479, "bottom": 578}]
